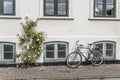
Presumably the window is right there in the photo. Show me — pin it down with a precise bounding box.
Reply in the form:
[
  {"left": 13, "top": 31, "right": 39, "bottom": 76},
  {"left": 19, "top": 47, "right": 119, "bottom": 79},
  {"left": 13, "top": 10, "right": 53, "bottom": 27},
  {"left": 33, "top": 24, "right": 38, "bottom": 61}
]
[
  {"left": 94, "top": 0, "right": 116, "bottom": 17},
  {"left": 4, "top": 44, "right": 14, "bottom": 59},
  {"left": 94, "top": 41, "right": 116, "bottom": 60},
  {"left": 44, "top": 0, "right": 68, "bottom": 16},
  {"left": 44, "top": 41, "right": 68, "bottom": 62},
  {"left": 0, "top": 42, "right": 15, "bottom": 63},
  {"left": 0, "top": 0, "right": 15, "bottom": 15}
]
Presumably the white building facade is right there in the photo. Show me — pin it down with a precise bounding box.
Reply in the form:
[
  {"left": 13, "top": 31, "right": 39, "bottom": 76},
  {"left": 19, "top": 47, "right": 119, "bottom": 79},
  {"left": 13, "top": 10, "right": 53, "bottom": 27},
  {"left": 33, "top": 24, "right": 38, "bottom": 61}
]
[{"left": 0, "top": 0, "right": 120, "bottom": 64}]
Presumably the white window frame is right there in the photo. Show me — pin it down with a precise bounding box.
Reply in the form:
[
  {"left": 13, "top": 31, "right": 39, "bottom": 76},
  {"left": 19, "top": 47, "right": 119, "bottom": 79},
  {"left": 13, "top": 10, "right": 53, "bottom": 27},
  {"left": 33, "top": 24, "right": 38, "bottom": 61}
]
[
  {"left": 0, "top": 42, "right": 15, "bottom": 62},
  {"left": 43, "top": 41, "right": 69, "bottom": 62},
  {"left": 94, "top": 41, "right": 116, "bottom": 60},
  {"left": 88, "top": 0, "right": 120, "bottom": 20}
]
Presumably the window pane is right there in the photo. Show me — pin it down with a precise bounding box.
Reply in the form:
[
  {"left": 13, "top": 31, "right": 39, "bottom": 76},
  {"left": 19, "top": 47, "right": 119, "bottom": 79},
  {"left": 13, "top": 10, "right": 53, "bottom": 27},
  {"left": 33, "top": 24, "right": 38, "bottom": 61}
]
[
  {"left": 58, "top": 0, "right": 66, "bottom": 3},
  {"left": 106, "top": 0, "right": 114, "bottom": 16},
  {"left": 106, "top": 50, "right": 113, "bottom": 56},
  {"left": 106, "top": 0, "right": 114, "bottom": 4},
  {"left": 106, "top": 43, "right": 113, "bottom": 49},
  {"left": 46, "top": 0, "right": 54, "bottom": 3},
  {"left": 95, "top": 0, "right": 103, "bottom": 16},
  {"left": 4, "top": 53, "right": 13, "bottom": 59},
  {"left": 106, "top": 43, "right": 113, "bottom": 57},
  {"left": 3, "top": 0, "right": 13, "bottom": 14},
  {"left": 58, "top": 3, "right": 67, "bottom": 15},
  {"left": 46, "top": 44, "right": 54, "bottom": 58},
  {"left": 95, "top": 44, "right": 103, "bottom": 53},
  {"left": 4, "top": 45, "right": 13, "bottom": 52},
  {"left": 58, "top": 44, "right": 66, "bottom": 58},
  {"left": 58, "top": 0, "right": 67, "bottom": 15},
  {"left": 45, "top": 2, "right": 54, "bottom": 15},
  {"left": 4, "top": 45, "right": 13, "bottom": 59}
]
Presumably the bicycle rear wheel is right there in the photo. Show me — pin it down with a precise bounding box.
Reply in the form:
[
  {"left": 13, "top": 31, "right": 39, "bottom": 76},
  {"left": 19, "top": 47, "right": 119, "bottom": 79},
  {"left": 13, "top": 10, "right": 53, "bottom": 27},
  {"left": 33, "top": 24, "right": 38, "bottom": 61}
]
[
  {"left": 90, "top": 50, "right": 103, "bottom": 66},
  {"left": 66, "top": 52, "right": 82, "bottom": 68}
]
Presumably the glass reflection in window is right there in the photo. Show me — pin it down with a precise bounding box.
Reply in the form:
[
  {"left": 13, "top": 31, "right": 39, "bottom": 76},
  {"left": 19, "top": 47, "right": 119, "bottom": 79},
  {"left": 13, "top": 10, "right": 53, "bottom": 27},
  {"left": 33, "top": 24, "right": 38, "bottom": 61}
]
[{"left": 3, "top": 0, "right": 13, "bottom": 14}]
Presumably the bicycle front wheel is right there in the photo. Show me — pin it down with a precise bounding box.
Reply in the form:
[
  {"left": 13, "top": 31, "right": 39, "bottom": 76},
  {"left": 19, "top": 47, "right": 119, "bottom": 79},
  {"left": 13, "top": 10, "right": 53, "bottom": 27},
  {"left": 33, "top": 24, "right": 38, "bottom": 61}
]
[
  {"left": 90, "top": 50, "right": 103, "bottom": 66},
  {"left": 66, "top": 52, "right": 82, "bottom": 68}
]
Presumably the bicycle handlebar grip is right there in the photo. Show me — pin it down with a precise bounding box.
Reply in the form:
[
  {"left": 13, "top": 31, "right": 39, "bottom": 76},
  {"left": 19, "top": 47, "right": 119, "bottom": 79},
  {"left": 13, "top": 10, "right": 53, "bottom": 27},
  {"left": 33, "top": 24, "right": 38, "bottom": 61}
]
[{"left": 76, "top": 41, "right": 79, "bottom": 43}]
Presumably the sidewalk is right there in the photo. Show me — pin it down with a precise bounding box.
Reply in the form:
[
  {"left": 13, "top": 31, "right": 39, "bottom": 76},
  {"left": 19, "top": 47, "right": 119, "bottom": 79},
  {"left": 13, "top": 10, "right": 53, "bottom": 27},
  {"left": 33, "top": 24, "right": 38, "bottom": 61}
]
[{"left": 1, "top": 64, "right": 120, "bottom": 80}]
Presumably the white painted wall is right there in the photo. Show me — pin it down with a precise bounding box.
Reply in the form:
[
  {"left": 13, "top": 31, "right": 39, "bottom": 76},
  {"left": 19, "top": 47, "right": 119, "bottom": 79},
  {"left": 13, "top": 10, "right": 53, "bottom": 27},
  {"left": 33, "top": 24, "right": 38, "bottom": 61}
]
[{"left": 0, "top": 0, "right": 120, "bottom": 63}]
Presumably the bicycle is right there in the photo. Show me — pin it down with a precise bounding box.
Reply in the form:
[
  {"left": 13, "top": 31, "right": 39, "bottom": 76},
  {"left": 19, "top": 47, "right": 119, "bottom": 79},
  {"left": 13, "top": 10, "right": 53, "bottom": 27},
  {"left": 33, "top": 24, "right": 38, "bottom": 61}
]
[{"left": 66, "top": 41, "right": 103, "bottom": 68}]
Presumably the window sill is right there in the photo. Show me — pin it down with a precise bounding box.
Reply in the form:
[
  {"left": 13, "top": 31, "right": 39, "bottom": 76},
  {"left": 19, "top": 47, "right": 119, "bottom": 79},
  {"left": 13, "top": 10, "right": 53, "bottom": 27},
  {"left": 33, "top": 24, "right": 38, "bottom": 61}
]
[
  {"left": 88, "top": 17, "right": 120, "bottom": 21},
  {"left": 39, "top": 17, "right": 74, "bottom": 20},
  {"left": 0, "top": 16, "right": 21, "bottom": 19}
]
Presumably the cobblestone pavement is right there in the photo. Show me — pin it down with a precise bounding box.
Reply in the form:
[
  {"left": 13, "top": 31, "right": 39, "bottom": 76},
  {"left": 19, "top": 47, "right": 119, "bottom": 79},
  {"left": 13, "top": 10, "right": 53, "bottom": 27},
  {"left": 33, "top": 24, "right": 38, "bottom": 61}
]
[{"left": 0, "top": 64, "right": 120, "bottom": 80}]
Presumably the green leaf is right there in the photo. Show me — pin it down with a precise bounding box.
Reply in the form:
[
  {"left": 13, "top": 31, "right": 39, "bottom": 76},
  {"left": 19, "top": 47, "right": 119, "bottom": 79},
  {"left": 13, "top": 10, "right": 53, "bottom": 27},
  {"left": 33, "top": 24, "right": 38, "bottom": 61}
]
[{"left": 16, "top": 19, "right": 45, "bottom": 66}]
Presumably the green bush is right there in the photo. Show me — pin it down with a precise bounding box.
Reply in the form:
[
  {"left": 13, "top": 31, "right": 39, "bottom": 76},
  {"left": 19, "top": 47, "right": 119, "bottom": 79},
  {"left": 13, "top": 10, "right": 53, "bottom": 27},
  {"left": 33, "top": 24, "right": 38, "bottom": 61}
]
[{"left": 16, "top": 18, "right": 45, "bottom": 66}]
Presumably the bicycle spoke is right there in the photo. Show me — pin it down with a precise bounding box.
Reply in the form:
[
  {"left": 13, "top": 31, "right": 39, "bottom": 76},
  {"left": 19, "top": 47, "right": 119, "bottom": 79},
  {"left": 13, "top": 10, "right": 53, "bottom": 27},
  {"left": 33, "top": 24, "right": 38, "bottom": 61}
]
[
  {"left": 67, "top": 52, "right": 82, "bottom": 68},
  {"left": 90, "top": 50, "right": 103, "bottom": 66}
]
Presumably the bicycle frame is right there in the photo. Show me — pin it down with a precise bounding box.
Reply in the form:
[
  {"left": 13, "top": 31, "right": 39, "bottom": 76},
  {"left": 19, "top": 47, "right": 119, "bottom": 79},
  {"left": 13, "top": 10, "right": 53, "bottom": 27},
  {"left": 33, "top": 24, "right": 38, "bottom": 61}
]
[{"left": 75, "top": 44, "right": 94, "bottom": 62}]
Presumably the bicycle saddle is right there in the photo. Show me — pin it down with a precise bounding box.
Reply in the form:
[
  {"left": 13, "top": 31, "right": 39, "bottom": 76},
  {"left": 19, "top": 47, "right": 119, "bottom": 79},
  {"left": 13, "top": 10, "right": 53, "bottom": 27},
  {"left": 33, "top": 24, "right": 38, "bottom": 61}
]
[
  {"left": 88, "top": 43, "right": 93, "bottom": 46},
  {"left": 79, "top": 44, "right": 84, "bottom": 47}
]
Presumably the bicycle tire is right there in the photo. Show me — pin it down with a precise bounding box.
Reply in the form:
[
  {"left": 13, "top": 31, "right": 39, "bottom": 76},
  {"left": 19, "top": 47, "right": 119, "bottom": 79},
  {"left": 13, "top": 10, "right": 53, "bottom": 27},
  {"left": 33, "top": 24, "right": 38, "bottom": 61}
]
[
  {"left": 66, "top": 51, "right": 82, "bottom": 68},
  {"left": 90, "top": 50, "right": 103, "bottom": 66}
]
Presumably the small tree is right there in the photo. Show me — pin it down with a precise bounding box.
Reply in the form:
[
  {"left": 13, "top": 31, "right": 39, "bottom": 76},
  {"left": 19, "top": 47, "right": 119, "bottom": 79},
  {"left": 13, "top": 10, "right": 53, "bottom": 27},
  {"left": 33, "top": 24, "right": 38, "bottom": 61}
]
[{"left": 17, "top": 18, "right": 45, "bottom": 67}]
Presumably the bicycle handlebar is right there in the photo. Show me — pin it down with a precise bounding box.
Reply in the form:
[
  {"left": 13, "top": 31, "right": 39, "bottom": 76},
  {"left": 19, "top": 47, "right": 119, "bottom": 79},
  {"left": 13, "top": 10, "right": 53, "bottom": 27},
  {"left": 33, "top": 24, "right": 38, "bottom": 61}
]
[
  {"left": 75, "top": 41, "right": 93, "bottom": 48},
  {"left": 76, "top": 41, "right": 79, "bottom": 46},
  {"left": 76, "top": 41, "right": 84, "bottom": 48}
]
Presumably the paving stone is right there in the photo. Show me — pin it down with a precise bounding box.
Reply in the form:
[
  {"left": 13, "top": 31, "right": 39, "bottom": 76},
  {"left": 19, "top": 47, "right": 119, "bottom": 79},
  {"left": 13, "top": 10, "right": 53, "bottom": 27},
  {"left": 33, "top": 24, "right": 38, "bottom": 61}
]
[{"left": 0, "top": 64, "right": 120, "bottom": 80}]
